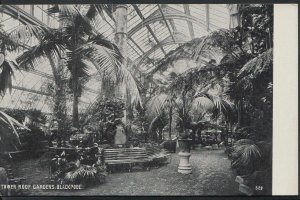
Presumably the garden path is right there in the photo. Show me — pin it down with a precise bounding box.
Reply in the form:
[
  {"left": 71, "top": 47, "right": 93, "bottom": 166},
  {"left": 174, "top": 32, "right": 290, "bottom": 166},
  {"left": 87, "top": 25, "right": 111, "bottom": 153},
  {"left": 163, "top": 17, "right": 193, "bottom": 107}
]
[{"left": 14, "top": 148, "right": 240, "bottom": 196}]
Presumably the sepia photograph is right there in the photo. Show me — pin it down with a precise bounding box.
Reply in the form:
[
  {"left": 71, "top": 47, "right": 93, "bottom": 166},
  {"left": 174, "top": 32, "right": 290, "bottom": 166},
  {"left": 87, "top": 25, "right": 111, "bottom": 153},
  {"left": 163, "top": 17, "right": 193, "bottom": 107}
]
[{"left": 0, "top": 3, "right": 285, "bottom": 197}]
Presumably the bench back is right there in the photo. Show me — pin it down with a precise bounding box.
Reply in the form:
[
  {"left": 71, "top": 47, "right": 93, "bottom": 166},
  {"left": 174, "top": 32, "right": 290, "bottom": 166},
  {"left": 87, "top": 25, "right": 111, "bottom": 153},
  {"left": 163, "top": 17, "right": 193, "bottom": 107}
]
[{"left": 103, "top": 148, "right": 148, "bottom": 161}]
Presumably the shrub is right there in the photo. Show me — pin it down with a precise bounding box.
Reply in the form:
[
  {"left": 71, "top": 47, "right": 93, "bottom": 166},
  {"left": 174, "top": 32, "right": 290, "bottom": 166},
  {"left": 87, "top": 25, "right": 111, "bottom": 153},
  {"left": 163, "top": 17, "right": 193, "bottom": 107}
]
[
  {"left": 69, "top": 134, "right": 90, "bottom": 147},
  {"left": 50, "top": 147, "right": 107, "bottom": 187},
  {"left": 230, "top": 139, "right": 262, "bottom": 175},
  {"left": 65, "top": 164, "right": 107, "bottom": 186}
]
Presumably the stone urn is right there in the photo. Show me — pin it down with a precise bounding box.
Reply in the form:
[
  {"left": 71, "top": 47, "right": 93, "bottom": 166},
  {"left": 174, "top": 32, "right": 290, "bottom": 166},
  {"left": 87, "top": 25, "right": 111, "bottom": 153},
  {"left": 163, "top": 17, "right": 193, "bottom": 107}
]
[{"left": 178, "top": 138, "right": 192, "bottom": 174}]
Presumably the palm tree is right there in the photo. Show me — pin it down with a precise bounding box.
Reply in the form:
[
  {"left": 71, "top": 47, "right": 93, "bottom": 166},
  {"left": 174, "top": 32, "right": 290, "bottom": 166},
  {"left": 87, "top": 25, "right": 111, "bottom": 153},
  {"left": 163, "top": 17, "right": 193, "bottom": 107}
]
[
  {"left": 147, "top": 64, "right": 235, "bottom": 143},
  {"left": 12, "top": 24, "right": 69, "bottom": 137},
  {"left": 147, "top": 93, "right": 175, "bottom": 140},
  {"left": 47, "top": 5, "right": 140, "bottom": 127},
  {"left": 12, "top": 5, "right": 140, "bottom": 129}
]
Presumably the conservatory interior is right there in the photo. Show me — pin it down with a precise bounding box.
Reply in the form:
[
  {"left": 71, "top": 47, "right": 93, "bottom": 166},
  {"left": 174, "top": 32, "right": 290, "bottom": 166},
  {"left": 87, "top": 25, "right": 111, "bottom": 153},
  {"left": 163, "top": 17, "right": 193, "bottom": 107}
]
[{"left": 0, "top": 4, "right": 273, "bottom": 196}]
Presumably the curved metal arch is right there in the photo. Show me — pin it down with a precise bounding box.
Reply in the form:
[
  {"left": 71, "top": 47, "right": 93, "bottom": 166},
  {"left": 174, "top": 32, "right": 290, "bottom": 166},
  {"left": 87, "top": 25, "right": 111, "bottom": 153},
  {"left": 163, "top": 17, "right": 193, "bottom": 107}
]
[
  {"left": 128, "top": 6, "right": 207, "bottom": 37},
  {"left": 0, "top": 5, "right": 46, "bottom": 27},
  {"left": 134, "top": 33, "right": 191, "bottom": 66}
]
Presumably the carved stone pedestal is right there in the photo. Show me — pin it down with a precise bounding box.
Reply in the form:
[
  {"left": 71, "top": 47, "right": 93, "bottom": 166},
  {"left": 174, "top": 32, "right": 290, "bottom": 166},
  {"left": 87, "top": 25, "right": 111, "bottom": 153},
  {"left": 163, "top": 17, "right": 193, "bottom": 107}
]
[
  {"left": 178, "top": 139, "right": 192, "bottom": 174},
  {"left": 178, "top": 152, "right": 192, "bottom": 174}
]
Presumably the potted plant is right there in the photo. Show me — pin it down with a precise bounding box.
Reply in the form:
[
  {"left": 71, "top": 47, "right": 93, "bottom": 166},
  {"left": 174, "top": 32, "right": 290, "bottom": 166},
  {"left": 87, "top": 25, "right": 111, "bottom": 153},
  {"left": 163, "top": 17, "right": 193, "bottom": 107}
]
[{"left": 176, "top": 94, "right": 193, "bottom": 174}]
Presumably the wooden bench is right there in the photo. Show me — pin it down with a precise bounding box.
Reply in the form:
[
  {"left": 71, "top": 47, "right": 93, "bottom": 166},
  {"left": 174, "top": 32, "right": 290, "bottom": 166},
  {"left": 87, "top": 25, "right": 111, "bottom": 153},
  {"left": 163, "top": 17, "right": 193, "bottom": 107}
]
[{"left": 103, "top": 148, "right": 152, "bottom": 173}]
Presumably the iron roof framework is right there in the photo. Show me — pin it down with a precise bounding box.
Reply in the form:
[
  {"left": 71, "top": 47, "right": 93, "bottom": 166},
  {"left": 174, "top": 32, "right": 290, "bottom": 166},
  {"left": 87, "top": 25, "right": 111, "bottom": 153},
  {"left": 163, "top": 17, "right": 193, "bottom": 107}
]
[{"left": 0, "top": 4, "right": 230, "bottom": 114}]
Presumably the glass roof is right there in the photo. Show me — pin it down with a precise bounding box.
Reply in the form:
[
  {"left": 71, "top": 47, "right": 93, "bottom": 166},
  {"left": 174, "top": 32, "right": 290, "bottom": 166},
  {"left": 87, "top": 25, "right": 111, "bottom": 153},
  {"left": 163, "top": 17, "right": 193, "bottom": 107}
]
[{"left": 0, "top": 4, "right": 230, "bottom": 114}]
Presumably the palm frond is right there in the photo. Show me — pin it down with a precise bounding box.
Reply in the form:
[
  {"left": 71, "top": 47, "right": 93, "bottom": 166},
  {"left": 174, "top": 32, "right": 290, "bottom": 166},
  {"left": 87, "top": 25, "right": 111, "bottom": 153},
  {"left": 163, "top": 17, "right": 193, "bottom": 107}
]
[
  {"left": 16, "top": 28, "right": 65, "bottom": 71},
  {"left": 122, "top": 68, "right": 142, "bottom": 106},
  {"left": 76, "top": 37, "right": 141, "bottom": 105},
  {"left": 149, "top": 37, "right": 210, "bottom": 74},
  {"left": 9, "top": 24, "right": 51, "bottom": 45},
  {"left": 238, "top": 48, "right": 273, "bottom": 78},
  {"left": 64, "top": 164, "right": 102, "bottom": 184},
  {"left": 66, "top": 54, "right": 91, "bottom": 96},
  {"left": 148, "top": 113, "right": 168, "bottom": 133},
  {"left": 149, "top": 28, "right": 244, "bottom": 75},
  {"left": 234, "top": 138, "right": 255, "bottom": 146},
  {"left": 76, "top": 41, "right": 121, "bottom": 79},
  {"left": 192, "top": 96, "right": 215, "bottom": 113},
  {"left": 0, "top": 31, "right": 20, "bottom": 51},
  {"left": 0, "top": 60, "right": 18, "bottom": 96},
  {"left": 85, "top": 5, "right": 108, "bottom": 20},
  {"left": 146, "top": 94, "right": 170, "bottom": 118},
  {"left": 232, "top": 48, "right": 273, "bottom": 97},
  {"left": 196, "top": 92, "right": 235, "bottom": 121},
  {"left": 233, "top": 142, "right": 262, "bottom": 166},
  {"left": 48, "top": 5, "right": 80, "bottom": 18},
  {"left": 168, "top": 63, "right": 224, "bottom": 94},
  {"left": 0, "top": 111, "right": 30, "bottom": 152},
  {"left": 49, "top": 5, "right": 96, "bottom": 37},
  {"left": 66, "top": 52, "right": 90, "bottom": 77}
]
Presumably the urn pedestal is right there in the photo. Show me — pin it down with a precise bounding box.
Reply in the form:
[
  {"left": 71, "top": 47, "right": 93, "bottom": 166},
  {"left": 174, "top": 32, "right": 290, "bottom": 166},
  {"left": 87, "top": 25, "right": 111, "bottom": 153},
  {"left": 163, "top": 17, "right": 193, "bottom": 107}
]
[{"left": 178, "top": 139, "right": 192, "bottom": 174}]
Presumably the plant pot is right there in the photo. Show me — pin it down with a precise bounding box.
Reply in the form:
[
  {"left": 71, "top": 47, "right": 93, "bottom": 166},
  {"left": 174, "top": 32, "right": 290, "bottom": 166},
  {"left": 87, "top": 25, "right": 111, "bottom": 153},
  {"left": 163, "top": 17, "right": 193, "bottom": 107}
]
[
  {"left": 161, "top": 140, "right": 177, "bottom": 153},
  {"left": 177, "top": 139, "right": 192, "bottom": 174},
  {"left": 178, "top": 138, "right": 192, "bottom": 153}
]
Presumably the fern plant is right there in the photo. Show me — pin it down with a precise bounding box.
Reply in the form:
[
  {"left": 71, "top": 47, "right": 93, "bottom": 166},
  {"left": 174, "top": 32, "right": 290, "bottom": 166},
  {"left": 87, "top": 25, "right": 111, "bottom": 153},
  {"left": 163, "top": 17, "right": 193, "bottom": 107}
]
[
  {"left": 65, "top": 164, "right": 106, "bottom": 186},
  {"left": 231, "top": 139, "right": 262, "bottom": 175}
]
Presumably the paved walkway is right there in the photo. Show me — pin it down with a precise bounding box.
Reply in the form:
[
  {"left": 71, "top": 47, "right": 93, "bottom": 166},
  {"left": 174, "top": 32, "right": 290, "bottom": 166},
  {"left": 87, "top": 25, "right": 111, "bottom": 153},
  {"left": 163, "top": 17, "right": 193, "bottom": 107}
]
[{"left": 14, "top": 148, "right": 240, "bottom": 196}]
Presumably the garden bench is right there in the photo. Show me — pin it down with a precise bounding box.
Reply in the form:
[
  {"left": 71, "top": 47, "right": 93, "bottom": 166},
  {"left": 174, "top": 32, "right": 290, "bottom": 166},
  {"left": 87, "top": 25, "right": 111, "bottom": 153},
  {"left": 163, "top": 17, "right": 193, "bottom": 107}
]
[{"left": 103, "top": 148, "right": 152, "bottom": 173}]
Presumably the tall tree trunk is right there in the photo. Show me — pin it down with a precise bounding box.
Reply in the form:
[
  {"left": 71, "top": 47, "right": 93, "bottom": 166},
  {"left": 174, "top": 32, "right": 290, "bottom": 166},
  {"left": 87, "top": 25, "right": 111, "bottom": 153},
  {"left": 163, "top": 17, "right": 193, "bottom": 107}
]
[
  {"left": 237, "top": 100, "right": 243, "bottom": 128},
  {"left": 46, "top": 53, "right": 67, "bottom": 144},
  {"left": 158, "top": 129, "right": 163, "bottom": 143},
  {"left": 168, "top": 106, "right": 173, "bottom": 140},
  {"left": 191, "top": 129, "right": 196, "bottom": 149},
  {"left": 114, "top": 4, "right": 128, "bottom": 124},
  {"left": 181, "top": 92, "right": 186, "bottom": 137},
  {"left": 197, "top": 128, "right": 202, "bottom": 144},
  {"left": 72, "top": 52, "right": 79, "bottom": 128},
  {"left": 72, "top": 78, "right": 79, "bottom": 128}
]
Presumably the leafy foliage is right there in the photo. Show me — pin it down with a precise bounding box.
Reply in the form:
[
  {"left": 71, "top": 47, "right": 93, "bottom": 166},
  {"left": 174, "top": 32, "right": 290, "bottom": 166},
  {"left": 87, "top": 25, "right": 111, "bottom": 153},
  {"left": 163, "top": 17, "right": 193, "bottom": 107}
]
[
  {"left": 51, "top": 145, "right": 106, "bottom": 187},
  {"left": 0, "top": 111, "right": 30, "bottom": 152},
  {"left": 0, "top": 25, "right": 21, "bottom": 96},
  {"left": 229, "top": 138, "right": 271, "bottom": 176},
  {"left": 0, "top": 60, "right": 18, "bottom": 96},
  {"left": 1, "top": 108, "right": 48, "bottom": 151},
  {"left": 84, "top": 98, "right": 125, "bottom": 143},
  {"left": 240, "top": 4, "right": 273, "bottom": 55},
  {"left": 10, "top": 5, "right": 140, "bottom": 128},
  {"left": 65, "top": 164, "right": 106, "bottom": 185},
  {"left": 15, "top": 26, "right": 65, "bottom": 71},
  {"left": 1, "top": 108, "right": 46, "bottom": 124}
]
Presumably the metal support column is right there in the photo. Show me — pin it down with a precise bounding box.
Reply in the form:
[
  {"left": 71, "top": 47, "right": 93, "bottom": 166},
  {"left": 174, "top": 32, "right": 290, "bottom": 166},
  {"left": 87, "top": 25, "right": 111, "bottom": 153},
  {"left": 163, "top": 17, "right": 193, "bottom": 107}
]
[{"left": 114, "top": 4, "right": 128, "bottom": 124}]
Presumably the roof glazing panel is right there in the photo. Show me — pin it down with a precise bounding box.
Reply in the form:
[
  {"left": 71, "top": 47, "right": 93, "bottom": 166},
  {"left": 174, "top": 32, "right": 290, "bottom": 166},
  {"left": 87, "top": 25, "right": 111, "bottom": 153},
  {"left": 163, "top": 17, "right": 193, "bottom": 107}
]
[{"left": 1, "top": 4, "right": 231, "bottom": 113}]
